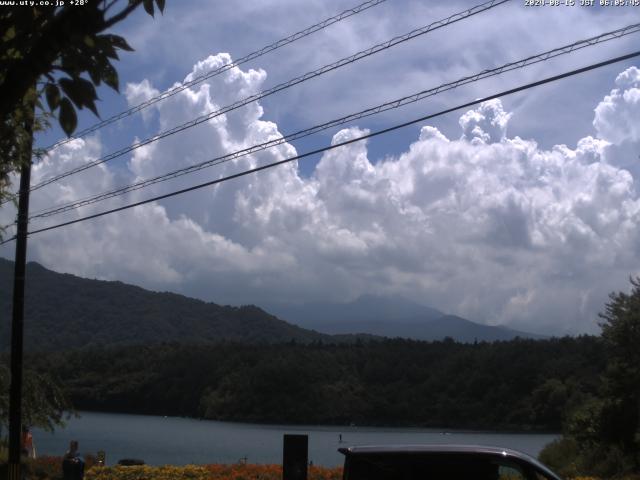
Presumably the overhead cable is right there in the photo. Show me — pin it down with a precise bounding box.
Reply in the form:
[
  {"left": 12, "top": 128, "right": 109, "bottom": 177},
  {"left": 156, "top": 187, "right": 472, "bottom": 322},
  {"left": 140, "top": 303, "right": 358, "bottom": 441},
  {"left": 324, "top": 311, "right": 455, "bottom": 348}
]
[
  {"left": 25, "top": 0, "right": 510, "bottom": 194},
  {"left": 0, "top": 49, "right": 633, "bottom": 244},
  {"left": 42, "top": 0, "right": 389, "bottom": 152},
  {"left": 27, "top": 23, "right": 640, "bottom": 220}
]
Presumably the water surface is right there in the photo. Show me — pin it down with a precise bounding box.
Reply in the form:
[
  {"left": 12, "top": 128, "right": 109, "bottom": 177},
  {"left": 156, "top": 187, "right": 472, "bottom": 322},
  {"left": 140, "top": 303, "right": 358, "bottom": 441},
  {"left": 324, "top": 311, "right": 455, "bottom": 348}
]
[{"left": 34, "top": 411, "right": 558, "bottom": 467}]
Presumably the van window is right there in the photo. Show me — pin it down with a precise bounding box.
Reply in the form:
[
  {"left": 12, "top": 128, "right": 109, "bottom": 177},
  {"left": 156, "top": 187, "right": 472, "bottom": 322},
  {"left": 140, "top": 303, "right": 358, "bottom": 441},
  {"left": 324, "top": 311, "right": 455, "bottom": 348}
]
[{"left": 345, "top": 453, "right": 522, "bottom": 480}]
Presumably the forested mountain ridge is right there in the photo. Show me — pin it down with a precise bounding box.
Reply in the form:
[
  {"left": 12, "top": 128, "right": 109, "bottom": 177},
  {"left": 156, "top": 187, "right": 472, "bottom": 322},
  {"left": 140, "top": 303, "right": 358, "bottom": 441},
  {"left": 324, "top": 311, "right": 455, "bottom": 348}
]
[
  {"left": 0, "top": 259, "right": 331, "bottom": 351},
  {"left": 1, "top": 259, "right": 544, "bottom": 351}
]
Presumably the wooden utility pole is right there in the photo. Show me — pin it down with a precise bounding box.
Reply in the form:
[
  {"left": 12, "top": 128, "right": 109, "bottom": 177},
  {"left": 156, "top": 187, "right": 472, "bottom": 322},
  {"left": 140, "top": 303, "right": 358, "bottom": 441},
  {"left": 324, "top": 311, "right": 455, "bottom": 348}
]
[{"left": 8, "top": 102, "right": 34, "bottom": 480}]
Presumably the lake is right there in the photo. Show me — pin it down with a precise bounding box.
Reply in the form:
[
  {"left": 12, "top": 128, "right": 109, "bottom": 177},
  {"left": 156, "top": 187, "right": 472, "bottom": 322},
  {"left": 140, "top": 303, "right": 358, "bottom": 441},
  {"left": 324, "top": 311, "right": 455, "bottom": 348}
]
[{"left": 33, "top": 411, "right": 558, "bottom": 467}]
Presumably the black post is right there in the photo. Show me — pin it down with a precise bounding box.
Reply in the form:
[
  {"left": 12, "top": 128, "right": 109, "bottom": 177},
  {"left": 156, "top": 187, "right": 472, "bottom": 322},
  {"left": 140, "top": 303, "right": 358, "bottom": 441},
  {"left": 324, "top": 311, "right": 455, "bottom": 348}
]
[
  {"left": 8, "top": 112, "right": 34, "bottom": 480},
  {"left": 283, "top": 434, "right": 308, "bottom": 480}
]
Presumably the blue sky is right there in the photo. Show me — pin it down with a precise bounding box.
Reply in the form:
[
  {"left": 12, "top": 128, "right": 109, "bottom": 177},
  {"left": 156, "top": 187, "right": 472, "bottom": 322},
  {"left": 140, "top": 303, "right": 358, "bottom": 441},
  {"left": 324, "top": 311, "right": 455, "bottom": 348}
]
[{"left": 3, "top": 0, "right": 640, "bottom": 335}]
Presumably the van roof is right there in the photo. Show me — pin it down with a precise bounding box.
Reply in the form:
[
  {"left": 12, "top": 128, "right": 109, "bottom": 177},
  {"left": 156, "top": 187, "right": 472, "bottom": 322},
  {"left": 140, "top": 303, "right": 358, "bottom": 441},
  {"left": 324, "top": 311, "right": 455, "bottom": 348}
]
[{"left": 338, "top": 444, "right": 561, "bottom": 480}]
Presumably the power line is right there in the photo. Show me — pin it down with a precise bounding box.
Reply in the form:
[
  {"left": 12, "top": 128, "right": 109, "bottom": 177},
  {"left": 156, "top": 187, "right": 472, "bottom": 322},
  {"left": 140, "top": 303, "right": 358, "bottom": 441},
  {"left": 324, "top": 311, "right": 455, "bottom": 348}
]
[
  {"left": 0, "top": 49, "right": 634, "bottom": 245},
  {"left": 24, "top": 0, "right": 510, "bottom": 195},
  {"left": 42, "top": 0, "right": 388, "bottom": 153},
  {"left": 26, "top": 23, "right": 640, "bottom": 220}
]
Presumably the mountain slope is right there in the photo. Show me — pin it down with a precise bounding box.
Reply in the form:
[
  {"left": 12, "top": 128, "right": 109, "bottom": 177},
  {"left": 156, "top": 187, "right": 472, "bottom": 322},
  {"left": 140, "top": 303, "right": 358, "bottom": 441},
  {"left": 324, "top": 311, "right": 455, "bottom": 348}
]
[
  {"left": 0, "top": 259, "right": 329, "bottom": 351},
  {"left": 0, "top": 259, "right": 544, "bottom": 350}
]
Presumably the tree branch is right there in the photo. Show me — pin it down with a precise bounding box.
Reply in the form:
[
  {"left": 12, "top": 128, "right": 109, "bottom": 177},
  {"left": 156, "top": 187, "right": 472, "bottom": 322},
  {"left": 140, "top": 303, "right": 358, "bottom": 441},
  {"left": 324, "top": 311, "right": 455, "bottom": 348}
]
[
  {"left": 103, "top": 1, "right": 142, "bottom": 29},
  {"left": 103, "top": 0, "right": 120, "bottom": 13}
]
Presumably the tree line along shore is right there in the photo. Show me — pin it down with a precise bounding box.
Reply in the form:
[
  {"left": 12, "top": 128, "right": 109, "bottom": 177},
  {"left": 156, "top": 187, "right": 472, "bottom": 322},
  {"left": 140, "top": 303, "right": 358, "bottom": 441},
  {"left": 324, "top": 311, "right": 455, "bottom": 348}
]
[{"left": 21, "top": 336, "right": 603, "bottom": 431}]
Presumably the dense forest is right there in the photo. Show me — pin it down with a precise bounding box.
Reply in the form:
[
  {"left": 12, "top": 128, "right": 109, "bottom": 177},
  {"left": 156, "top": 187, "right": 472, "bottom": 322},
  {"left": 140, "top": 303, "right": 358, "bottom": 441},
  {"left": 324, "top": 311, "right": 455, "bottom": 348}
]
[{"left": 24, "top": 336, "right": 604, "bottom": 431}]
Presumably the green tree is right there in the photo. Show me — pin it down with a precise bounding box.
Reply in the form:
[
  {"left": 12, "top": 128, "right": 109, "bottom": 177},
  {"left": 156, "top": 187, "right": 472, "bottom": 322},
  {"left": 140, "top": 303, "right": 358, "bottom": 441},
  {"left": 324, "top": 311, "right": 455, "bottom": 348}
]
[
  {"left": 541, "top": 277, "right": 640, "bottom": 476},
  {"left": 598, "top": 276, "right": 640, "bottom": 468},
  {"left": 0, "top": 0, "right": 167, "bottom": 436},
  {"left": 0, "top": 364, "right": 73, "bottom": 437},
  {"left": 528, "top": 378, "right": 569, "bottom": 428},
  {"left": 0, "top": 0, "right": 166, "bottom": 204}
]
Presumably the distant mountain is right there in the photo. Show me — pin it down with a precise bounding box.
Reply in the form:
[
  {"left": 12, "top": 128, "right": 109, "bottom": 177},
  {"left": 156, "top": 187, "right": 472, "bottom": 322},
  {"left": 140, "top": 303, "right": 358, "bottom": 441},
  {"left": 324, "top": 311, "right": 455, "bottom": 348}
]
[
  {"left": 0, "top": 259, "right": 334, "bottom": 352},
  {"left": 263, "top": 296, "right": 545, "bottom": 342},
  {"left": 270, "top": 294, "right": 446, "bottom": 324}
]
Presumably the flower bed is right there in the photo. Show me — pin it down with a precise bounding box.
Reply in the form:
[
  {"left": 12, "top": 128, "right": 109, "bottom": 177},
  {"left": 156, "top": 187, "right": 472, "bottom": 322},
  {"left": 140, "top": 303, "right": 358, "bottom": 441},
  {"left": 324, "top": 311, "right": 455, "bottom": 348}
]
[{"left": 86, "top": 463, "right": 343, "bottom": 480}]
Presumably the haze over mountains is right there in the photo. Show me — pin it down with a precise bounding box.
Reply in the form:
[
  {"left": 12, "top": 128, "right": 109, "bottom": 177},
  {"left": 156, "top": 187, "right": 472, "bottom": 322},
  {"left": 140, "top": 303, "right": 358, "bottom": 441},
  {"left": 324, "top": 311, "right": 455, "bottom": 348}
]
[
  {"left": 263, "top": 295, "right": 545, "bottom": 342},
  {"left": 0, "top": 259, "right": 543, "bottom": 351}
]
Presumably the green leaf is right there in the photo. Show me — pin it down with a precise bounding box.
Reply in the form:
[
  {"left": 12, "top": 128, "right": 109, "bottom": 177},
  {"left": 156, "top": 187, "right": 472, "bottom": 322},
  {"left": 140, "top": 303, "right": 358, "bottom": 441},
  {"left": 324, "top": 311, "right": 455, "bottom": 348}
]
[
  {"left": 87, "top": 60, "right": 102, "bottom": 86},
  {"left": 143, "top": 0, "right": 154, "bottom": 17},
  {"left": 155, "top": 0, "right": 165, "bottom": 13},
  {"left": 60, "top": 53, "right": 83, "bottom": 76},
  {"left": 101, "top": 62, "right": 119, "bottom": 92},
  {"left": 83, "top": 35, "right": 95, "bottom": 48},
  {"left": 59, "top": 97, "right": 77, "bottom": 137},
  {"left": 102, "top": 44, "right": 119, "bottom": 60},
  {"left": 58, "top": 77, "right": 99, "bottom": 117},
  {"left": 95, "top": 35, "right": 120, "bottom": 60},
  {"left": 107, "top": 34, "right": 134, "bottom": 52},
  {"left": 45, "top": 84, "right": 60, "bottom": 110},
  {"left": 3, "top": 26, "right": 16, "bottom": 42}
]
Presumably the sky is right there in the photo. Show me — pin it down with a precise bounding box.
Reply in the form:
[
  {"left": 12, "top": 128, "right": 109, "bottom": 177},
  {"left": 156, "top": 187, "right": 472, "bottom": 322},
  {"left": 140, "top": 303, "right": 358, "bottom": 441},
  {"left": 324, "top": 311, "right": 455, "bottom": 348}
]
[{"left": 2, "top": 0, "right": 640, "bottom": 335}]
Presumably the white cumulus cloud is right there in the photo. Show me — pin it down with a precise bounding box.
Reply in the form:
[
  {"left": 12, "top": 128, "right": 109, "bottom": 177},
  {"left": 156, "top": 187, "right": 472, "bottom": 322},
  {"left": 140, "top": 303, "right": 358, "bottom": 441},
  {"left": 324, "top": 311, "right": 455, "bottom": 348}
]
[{"left": 2, "top": 57, "right": 640, "bottom": 336}]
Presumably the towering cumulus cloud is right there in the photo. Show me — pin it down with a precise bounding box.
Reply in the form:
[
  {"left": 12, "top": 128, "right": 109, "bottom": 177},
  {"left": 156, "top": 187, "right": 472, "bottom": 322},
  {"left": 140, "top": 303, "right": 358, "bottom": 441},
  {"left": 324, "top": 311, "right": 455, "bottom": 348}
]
[{"left": 3, "top": 54, "right": 639, "bottom": 335}]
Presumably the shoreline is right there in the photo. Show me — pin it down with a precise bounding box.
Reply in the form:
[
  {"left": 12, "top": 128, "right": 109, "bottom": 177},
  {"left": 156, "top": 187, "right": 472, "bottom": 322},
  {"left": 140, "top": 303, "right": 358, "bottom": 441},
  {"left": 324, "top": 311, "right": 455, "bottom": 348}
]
[{"left": 70, "top": 409, "right": 561, "bottom": 436}]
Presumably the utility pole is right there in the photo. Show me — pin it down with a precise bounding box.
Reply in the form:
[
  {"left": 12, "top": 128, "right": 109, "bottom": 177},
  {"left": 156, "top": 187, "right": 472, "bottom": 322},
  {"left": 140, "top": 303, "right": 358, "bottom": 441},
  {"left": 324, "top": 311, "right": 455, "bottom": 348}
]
[{"left": 8, "top": 101, "right": 34, "bottom": 480}]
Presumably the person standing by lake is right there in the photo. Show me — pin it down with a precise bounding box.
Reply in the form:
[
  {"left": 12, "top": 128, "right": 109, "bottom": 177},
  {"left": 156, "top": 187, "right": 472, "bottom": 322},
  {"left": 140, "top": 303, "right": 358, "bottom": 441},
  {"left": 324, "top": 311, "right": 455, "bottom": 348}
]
[
  {"left": 21, "top": 426, "right": 35, "bottom": 459},
  {"left": 62, "top": 440, "right": 85, "bottom": 480}
]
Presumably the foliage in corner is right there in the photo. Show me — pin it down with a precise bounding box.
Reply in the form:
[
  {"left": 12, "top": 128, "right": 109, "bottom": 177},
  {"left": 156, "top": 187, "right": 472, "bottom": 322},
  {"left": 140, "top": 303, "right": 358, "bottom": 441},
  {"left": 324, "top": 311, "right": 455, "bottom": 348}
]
[
  {"left": 540, "top": 277, "right": 640, "bottom": 477},
  {"left": 0, "top": 0, "right": 165, "bottom": 203}
]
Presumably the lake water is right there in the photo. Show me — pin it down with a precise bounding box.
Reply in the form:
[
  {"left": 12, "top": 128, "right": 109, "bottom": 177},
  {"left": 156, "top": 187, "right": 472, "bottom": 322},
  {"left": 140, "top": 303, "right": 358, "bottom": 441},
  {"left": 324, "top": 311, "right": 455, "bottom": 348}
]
[{"left": 33, "top": 411, "right": 558, "bottom": 467}]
